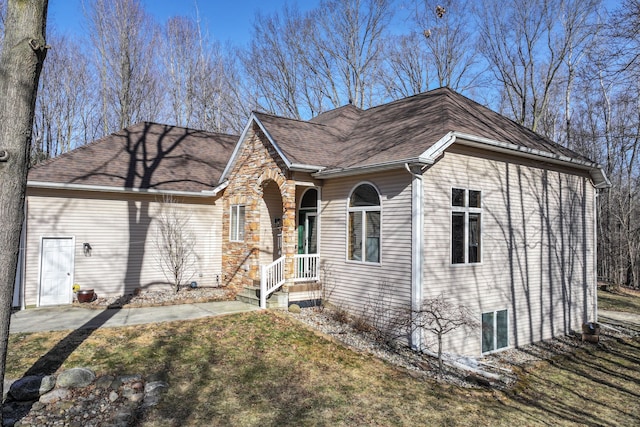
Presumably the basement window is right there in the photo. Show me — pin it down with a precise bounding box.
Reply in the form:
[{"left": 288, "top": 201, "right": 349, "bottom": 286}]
[{"left": 482, "top": 309, "right": 508, "bottom": 353}]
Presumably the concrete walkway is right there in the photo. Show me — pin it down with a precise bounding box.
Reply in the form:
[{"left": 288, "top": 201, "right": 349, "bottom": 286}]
[
  {"left": 9, "top": 301, "right": 260, "bottom": 334},
  {"left": 599, "top": 309, "right": 640, "bottom": 332}
]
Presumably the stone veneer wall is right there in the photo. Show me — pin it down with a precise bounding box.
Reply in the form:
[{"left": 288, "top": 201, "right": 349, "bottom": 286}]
[{"left": 221, "top": 124, "right": 298, "bottom": 292}]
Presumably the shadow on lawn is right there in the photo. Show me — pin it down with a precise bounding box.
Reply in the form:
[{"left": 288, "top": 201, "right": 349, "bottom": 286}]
[
  {"left": 505, "top": 336, "right": 640, "bottom": 426},
  {"left": 5, "top": 297, "right": 132, "bottom": 425},
  {"left": 22, "top": 299, "right": 132, "bottom": 377}
]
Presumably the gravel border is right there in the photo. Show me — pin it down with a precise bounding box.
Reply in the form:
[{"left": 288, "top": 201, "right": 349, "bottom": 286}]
[{"left": 288, "top": 305, "right": 631, "bottom": 389}]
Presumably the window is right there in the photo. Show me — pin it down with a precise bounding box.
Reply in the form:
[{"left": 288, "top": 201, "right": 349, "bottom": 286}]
[
  {"left": 482, "top": 309, "right": 508, "bottom": 353},
  {"left": 230, "top": 205, "right": 245, "bottom": 242},
  {"left": 348, "top": 183, "right": 380, "bottom": 263},
  {"left": 451, "top": 188, "right": 481, "bottom": 264}
]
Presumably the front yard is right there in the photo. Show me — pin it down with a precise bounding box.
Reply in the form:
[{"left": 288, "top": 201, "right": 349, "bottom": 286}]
[{"left": 7, "top": 305, "right": 640, "bottom": 426}]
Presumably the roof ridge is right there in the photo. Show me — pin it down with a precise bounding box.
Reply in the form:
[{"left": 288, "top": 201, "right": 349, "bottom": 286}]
[
  {"left": 131, "top": 121, "right": 239, "bottom": 139},
  {"left": 253, "top": 111, "right": 331, "bottom": 129}
]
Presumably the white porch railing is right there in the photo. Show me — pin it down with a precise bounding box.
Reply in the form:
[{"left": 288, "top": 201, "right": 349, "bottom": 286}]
[
  {"left": 294, "top": 254, "right": 320, "bottom": 282},
  {"left": 260, "top": 256, "right": 285, "bottom": 309}
]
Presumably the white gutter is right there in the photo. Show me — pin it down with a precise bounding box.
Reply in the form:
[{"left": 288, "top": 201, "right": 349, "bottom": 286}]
[
  {"left": 452, "top": 132, "right": 611, "bottom": 188},
  {"left": 313, "top": 131, "right": 610, "bottom": 189},
  {"left": 289, "top": 163, "right": 326, "bottom": 172},
  {"left": 405, "top": 162, "right": 425, "bottom": 351},
  {"left": 201, "top": 180, "right": 229, "bottom": 196},
  {"left": 314, "top": 157, "right": 433, "bottom": 178},
  {"left": 27, "top": 181, "right": 220, "bottom": 197}
]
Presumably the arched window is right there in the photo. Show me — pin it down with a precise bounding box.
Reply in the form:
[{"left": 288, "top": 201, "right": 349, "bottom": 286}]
[{"left": 348, "top": 183, "right": 381, "bottom": 263}]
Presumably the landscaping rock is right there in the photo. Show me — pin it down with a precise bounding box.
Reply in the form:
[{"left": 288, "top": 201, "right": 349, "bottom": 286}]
[
  {"left": 39, "top": 388, "right": 70, "bottom": 404},
  {"left": 56, "top": 367, "right": 95, "bottom": 388},
  {"left": 95, "top": 375, "right": 115, "bottom": 389},
  {"left": 288, "top": 304, "right": 302, "bottom": 314},
  {"left": 9, "top": 375, "right": 55, "bottom": 401},
  {"left": 142, "top": 381, "right": 168, "bottom": 408}
]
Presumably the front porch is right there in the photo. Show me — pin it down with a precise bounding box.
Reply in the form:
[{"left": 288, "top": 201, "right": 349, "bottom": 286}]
[{"left": 236, "top": 254, "right": 322, "bottom": 308}]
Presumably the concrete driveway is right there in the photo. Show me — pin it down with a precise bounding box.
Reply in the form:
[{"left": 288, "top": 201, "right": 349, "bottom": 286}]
[{"left": 10, "top": 301, "right": 259, "bottom": 334}]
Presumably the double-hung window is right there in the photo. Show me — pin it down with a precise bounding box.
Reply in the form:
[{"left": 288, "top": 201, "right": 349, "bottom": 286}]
[
  {"left": 230, "top": 205, "right": 245, "bottom": 242},
  {"left": 348, "top": 183, "right": 381, "bottom": 263},
  {"left": 482, "top": 309, "right": 508, "bottom": 353},
  {"left": 451, "top": 188, "right": 481, "bottom": 264}
]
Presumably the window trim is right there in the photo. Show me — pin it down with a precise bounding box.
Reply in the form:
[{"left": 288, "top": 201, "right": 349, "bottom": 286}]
[
  {"left": 451, "top": 187, "right": 482, "bottom": 265},
  {"left": 346, "top": 182, "right": 382, "bottom": 265},
  {"left": 229, "top": 204, "right": 246, "bottom": 242},
  {"left": 481, "top": 308, "right": 509, "bottom": 354}
]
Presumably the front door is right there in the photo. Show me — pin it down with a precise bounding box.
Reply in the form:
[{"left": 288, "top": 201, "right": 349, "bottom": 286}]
[
  {"left": 39, "top": 237, "right": 74, "bottom": 306},
  {"left": 298, "top": 211, "right": 317, "bottom": 255}
]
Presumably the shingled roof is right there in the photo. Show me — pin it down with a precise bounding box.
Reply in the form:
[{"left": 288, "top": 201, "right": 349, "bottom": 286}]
[
  {"left": 246, "top": 87, "right": 595, "bottom": 173},
  {"left": 28, "top": 122, "right": 237, "bottom": 193}
]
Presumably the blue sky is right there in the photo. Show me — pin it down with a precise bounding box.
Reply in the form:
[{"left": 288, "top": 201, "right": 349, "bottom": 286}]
[{"left": 48, "top": 0, "right": 321, "bottom": 46}]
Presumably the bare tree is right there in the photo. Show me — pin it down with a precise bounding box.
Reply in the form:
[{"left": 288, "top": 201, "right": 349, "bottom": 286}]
[
  {"left": 85, "top": 0, "right": 159, "bottom": 134},
  {"left": 0, "top": 0, "right": 48, "bottom": 406},
  {"left": 242, "top": 6, "right": 309, "bottom": 118},
  {"left": 415, "top": 0, "right": 481, "bottom": 91},
  {"left": 311, "top": 0, "right": 392, "bottom": 109},
  {"left": 0, "top": 0, "right": 5, "bottom": 42},
  {"left": 161, "top": 14, "right": 245, "bottom": 133},
  {"left": 476, "top": 0, "right": 601, "bottom": 133},
  {"left": 32, "top": 32, "right": 98, "bottom": 164},
  {"left": 412, "top": 294, "right": 478, "bottom": 373},
  {"left": 154, "top": 196, "right": 197, "bottom": 292},
  {"left": 610, "top": 0, "right": 640, "bottom": 80},
  {"left": 243, "top": 0, "right": 392, "bottom": 119},
  {"left": 382, "top": 33, "right": 431, "bottom": 98}
]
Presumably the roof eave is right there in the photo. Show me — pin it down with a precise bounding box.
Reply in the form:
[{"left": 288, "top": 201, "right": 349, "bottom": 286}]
[
  {"left": 27, "top": 181, "right": 220, "bottom": 197},
  {"left": 453, "top": 132, "right": 611, "bottom": 188},
  {"left": 289, "top": 163, "right": 326, "bottom": 172},
  {"left": 312, "top": 158, "right": 432, "bottom": 178},
  {"left": 219, "top": 113, "right": 294, "bottom": 183}
]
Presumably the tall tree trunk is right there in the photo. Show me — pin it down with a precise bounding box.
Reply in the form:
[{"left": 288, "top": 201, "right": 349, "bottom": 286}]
[{"left": 0, "top": 0, "right": 48, "bottom": 406}]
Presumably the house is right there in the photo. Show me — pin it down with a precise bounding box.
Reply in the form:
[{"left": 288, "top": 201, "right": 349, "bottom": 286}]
[
  {"left": 19, "top": 122, "right": 236, "bottom": 306},
  {"left": 17, "top": 88, "right": 609, "bottom": 356}
]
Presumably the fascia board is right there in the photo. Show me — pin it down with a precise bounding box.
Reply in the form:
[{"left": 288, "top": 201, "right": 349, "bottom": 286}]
[
  {"left": 453, "top": 132, "right": 611, "bottom": 188},
  {"left": 27, "top": 181, "right": 219, "bottom": 198},
  {"left": 202, "top": 180, "right": 229, "bottom": 196},
  {"left": 253, "top": 116, "right": 293, "bottom": 169},
  {"left": 313, "top": 158, "right": 431, "bottom": 178},
  {"left": 418, "top": 131, "right": 457, "bottom": 162},
  {"left": 289, "top": 163, "right": 326, "bottom": 172},
  {"left": 219, "top": 115, "right": 254, "bottom": 182},
  {"left": 219, "top": 113, "right": 294, "bottom": 182}
]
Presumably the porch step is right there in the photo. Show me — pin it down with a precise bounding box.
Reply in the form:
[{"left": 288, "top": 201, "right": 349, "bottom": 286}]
[{"left": 236, "top": 286, "right": 288, "bottom": 309}]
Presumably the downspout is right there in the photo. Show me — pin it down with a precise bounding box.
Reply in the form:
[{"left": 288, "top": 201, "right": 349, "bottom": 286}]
[
  {"left": 405, "top": 163, "right": 425, "bottom": 350},
  {"left": 594, "top": 187, "right": 599, "bottom": 323}
]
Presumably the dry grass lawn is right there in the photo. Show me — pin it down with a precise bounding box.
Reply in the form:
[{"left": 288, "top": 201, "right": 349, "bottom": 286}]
[
  {"left": 7, "top": 307, "right": 640, "bottom": 426},
  {"left": 598, "top": 286, "right": 640, "bottom": 313}
]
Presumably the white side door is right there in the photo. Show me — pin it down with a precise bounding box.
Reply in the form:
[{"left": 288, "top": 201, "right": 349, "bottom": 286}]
[{"left": 39, "top": 237, "right": 74, "bottom": 306}]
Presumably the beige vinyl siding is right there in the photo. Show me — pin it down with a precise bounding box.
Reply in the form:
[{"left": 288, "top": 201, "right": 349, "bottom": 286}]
[
  {"left": 319, "top": 170, "right": 413, "bottom": 312},
  {"left": 423, "top": 145, "right": 595, "bottom": 355},
  {"left": 24, "top": 189, "right": 223, "bottom": 306}
]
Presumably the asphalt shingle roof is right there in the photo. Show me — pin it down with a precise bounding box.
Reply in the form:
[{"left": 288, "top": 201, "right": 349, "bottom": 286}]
[
  {"left": 253, "top": 87, "right": 592, "bottom": 170},
  {"left": 28, "top": 122, "right": 237, "bottom": 192},
  {"left": 31, "top": 89, "right": 596, "bottom": 191}
]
